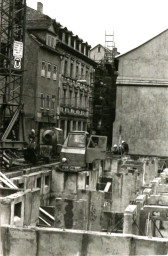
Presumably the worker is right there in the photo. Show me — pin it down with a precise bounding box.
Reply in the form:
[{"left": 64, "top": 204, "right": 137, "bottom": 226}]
[
  {"left": 112, "top": 144, "right": 119, "bottom": 154},
  {"left": 118, "top": 144, "right": 124, "bottom": 155},
  {"left": 122, "top": 140, "right": 129, "bottom": 155},
  {"left": 28, "top": 129, "right": 36, "bottom": 143}
]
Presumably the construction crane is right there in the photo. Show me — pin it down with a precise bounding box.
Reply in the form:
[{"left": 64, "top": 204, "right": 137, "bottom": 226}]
[{"left": 0, "top": 0, "right": 26, "bottom": 167}]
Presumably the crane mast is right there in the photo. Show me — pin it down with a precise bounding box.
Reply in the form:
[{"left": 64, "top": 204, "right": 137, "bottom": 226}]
[{"left": 0, "top": 0, "right": 26, "bottom": 150}]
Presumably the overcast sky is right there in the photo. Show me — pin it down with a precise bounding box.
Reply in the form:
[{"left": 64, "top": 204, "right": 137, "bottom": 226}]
[{"left": 26, "top": 0, "right": 168, "bottom": 54}]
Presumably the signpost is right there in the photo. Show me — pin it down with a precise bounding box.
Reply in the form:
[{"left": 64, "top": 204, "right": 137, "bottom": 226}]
[
  {"left": 13, "top": 41, "right": 23, "bottom": 69},
  {"left": 14, "top": 57, "right": 21, "bottom": 69},
  {"left": 13, "top": 41, "right": 23, "bottom": 58}
]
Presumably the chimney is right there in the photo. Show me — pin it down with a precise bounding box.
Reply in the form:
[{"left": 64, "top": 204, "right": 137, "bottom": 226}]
[{"left": 37, "top": 2, "right": 43, "bottom": 13}]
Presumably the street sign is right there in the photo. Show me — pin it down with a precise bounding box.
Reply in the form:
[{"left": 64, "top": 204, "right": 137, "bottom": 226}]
[
  {"left": 14, "top": 57, "right": 21, "bottom": 69},
  {"left": 13, "top": 41, "right": 23, "bottom": 58}
]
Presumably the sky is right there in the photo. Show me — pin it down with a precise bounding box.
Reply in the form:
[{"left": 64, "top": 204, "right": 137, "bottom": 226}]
[{"left": 26, "top": 0, "right": 168, "bottom": 54}]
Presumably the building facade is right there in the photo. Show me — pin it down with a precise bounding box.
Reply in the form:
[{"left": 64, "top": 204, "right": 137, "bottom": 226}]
[
  {"left": 56, "top": 29, "right": 96, "bottom": 139},
  {"left": 24, "top": 4, "right": 96, "bottom": 140},
  {"left": 90, "top": 44, "right": 119, "bottom": 148},
  {"left": 113, "top": 29, "right": 168, "bottom": 156},
  {"left": 90, "top": 44, "right": 119, "bottom": 63},
  {"left": 24, "top": 6, "right": 61, "bottom": 139}
]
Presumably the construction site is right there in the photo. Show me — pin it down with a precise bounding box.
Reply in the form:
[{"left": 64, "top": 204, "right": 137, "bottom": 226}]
[{"left": 1, "top": 1, "right": 168, "bottom": 256}]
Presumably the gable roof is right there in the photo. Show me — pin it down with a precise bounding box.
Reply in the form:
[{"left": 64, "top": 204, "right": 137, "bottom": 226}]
[
  {"left": 26, "top": 6, "right": 90, "bottom": 46},
  {"left": 116, "top": 29, "right": 168, "bottom": 59}
]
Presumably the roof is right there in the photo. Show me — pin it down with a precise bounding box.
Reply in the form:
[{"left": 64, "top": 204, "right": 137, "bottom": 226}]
[
  {"left": 116, "top": 29, "right": 168, "bottom": 59},
  {"left": 90, "top": 44, "right": 112, "bottom": 53},
  {"left": 26, "top": 6, "right": 91, "bottom": 47},
  {"left": 28, "top": 33, "right": 61, "bottom": 56}
]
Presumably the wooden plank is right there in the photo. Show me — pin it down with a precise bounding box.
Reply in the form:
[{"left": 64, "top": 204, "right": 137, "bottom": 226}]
[
  {"left": 40, "top": 207, "right": 55, "bottom": 221},
  {"left": 0, "top": 177, "right": 15, "bottom": 189},
  {"left": 104, "top": 182, "right": 111, "bottom": 192},
  {"left": 0, "top": 172, "right": 18, "bottom": 189}
]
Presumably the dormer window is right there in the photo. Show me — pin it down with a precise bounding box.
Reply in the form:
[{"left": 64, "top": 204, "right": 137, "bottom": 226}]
[
  {"left": 46, "top": 34, "right": 56, "bottom": 48},
  {"left": 65, "top": 33, "right": 68, "bottom": 44}
]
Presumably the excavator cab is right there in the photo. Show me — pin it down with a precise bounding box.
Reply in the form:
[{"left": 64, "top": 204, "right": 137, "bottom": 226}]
[{"left": 60, "top": 131, "right": 107, "bottom": 171}]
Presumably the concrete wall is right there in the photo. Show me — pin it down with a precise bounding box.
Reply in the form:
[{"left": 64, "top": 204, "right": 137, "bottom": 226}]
[
  {"left": 1, "top": 225, "right": 168, "bottom": 256},
  {"left": 113, "top": 29, "right": 168, "bottom": 156},
  {"left": 23, "top": 169, "right": 52, "bottom": 205},
  {"left": 0, "top": 189, "right": 40, "bottom": 227}
]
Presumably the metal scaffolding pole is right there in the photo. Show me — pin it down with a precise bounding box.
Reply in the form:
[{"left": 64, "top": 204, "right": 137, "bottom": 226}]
[{"left": 0, "top": 0, "right": 26, "bottom": 149}]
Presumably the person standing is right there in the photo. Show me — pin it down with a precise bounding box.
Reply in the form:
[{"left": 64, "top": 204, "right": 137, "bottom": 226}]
[
  {"left": 112, "top": 144, "right": 119, "bottom": 154},
  {"left": 122, "top": 140, "right": 129, "bottom": 154}
]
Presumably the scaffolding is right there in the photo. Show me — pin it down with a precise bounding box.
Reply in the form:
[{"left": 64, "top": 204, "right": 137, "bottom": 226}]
[
  {"left": 104, "top": 31, "right": 115, "bottom": 64},
  {"left": 0, "top": 0, "right": 26, "bottom": 149}
]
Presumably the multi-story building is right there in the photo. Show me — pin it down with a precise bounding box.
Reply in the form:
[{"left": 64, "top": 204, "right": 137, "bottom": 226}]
[
  {"left": 23, "top": 4, "right": 61, "bottom": 138},
  {"left": 24, "top": 3, "right": 96, "bottom": 140},
  {"left": 56, "top": 27, "right": 96, "bottom": 139},
  {"left": 113, "top": 29, "right": 168, "bottom": 156}
]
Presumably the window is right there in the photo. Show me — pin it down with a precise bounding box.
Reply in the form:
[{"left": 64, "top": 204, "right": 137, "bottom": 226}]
[
  {"left": 63, "top": 89, "right": 66, "bottom": 105},
  {"left": 88, "top": 136, "right": 107, "bottom": 149},
  {"left": 81, "top": 68, "right": 83, "bottom": 79},
  {"left": 51, "top": 95, "right": 55, "bottom": 110},
  {"left": 81, "top": 44, "right": 84, "bottom": 54},
  {"left": 86, "top": 70, "right": 88, "bottom": 81},
  {"left": 64, "top": 59, "right": 68, "bottom": 76},
  {"left": 85, "top": 96, "right": 87, "bottom": 108},
  {"left": 67, "top": 134, "right": 86, "bottom": 148},
  {"left": 45, "top": 175, "right": 50, "bottom": 186},
  {"left": 70, "top": 62, "right": 73, "bottom": 78},
  {"left": 65, "top": 33, "right": 69, "bottom": 44},
  {"left": 69, "top": 91, "right": 72, "bottom": 105},
  {"left": 18, "top": 183, "right": 24, "bottom": 189},
  {"left": 47, "top": 35, "right": 51, "bottom": 46},
  {"left": 41, "top": 61, "right": 46, "bottom": 77},
  {"left": 71, "top": 37, "right": 74, "bottom": 48},
  {"left": 36, "top": 177, "right": 41, "bottom": 188},
  {"left": 53, "top": 65, "right": 57, "bottom": 80},
  {"left": 51, "top": 37, "right": 55, "bottom": 48},
  {"left": 76, "top": 40, "right": 79, "bottom": 51},
  {"left": 86, "top": 47, "right": 88, "bottom": 56},
  {"left": 40, "top": 93, "right": 45, "bottom": 109},
  {"left": 46, "top": 34, "right": 56, "bottom": 48},
  {"left": 46, "top": 95, "right": 50, "bottom": 109},
  {"left": 76, "top": 64, "right": 79, "bottom": 79},
  {"left": 98, "top": 46, "right": 101, "bottom": 52},
  {"left": 80, "top": 94, "right": 82, "bottom": 106},
  {"left": 75, "top": 92, "right": 77, "bottom": 107},
  {"left": 47, "top": 63, "right": 51, "bottom": 78},
  {"left": 14, "top": 202, "right": 22, "bottom": 218}
]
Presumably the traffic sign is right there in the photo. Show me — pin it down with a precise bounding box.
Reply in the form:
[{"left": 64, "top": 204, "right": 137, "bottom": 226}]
[
  {"left": 13, "top": 41, "right": 23, "bottom": 58},
  {"left": 14, "top": 57, "right": 21, "bottom": 69}
]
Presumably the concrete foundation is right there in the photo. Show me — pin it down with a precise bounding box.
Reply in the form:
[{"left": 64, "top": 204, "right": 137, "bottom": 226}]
[{"left": 1, "top": 225, "right": 168, "bottom": 256}]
